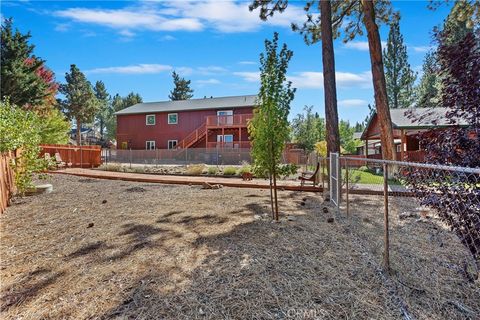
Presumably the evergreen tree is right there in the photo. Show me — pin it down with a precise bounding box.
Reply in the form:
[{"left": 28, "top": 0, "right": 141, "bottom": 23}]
[
  {"left": 169, "top": 71, "right": 194, "bottom": 101},
  {"left": 0, "top": 18, "right": 49, "bottom": 109},
  {"left": 415, "top": 51, "right": 440, "bottom": 108},
  {"left": 58, "top": 64, "right": 98, "bottom": 145},
  {"left": 94, "top": 81, "right": 110, "bottom": 140},
  {"left": 248, "top": 33, "right": 295, "bottom": 221},
  {"left": 383, "top": 20, "right": 416, "bottom": 109},
  {"left": 291, "top": 106, "right": 319, "bottom": 155}
]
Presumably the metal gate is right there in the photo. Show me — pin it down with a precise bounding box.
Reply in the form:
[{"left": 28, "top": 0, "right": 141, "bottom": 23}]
[{"left": 330, "top": 152, "right": 340, "bottom": 206}]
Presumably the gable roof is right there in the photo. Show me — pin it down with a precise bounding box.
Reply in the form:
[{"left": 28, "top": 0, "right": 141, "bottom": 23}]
[
  {"left": 361, "top": 107, "right": 469, "bottom": 139},
  {"left": 115, "top": 94, "right": 258, "bottom": 115}
]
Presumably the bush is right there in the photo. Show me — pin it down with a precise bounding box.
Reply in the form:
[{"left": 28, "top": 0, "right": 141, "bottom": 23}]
[
  {"left": 0, "top": 100, "right": 46, "bottom": 193},
  {"left": 238, "top": 165, "right": 251, "bottom": 175},
  {"left": 223, "top": 167, "right": 237, "bottom": 176},
  {"left": 207, "top": 166, "right": 218, "bottom": 175},
  {"left": 99, "top": 163, "right": 121, "bottom": 172},
  {"left": 186, "top": 164, "right": 205, "bottom": 175},
  {"left": 277, "top": 163, "right": 298, "bottom": 177}
]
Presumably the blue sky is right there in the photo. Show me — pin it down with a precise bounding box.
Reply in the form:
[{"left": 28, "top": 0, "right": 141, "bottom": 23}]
[{"left": 2, "top": 0, "right": 453, "bottom": 124}]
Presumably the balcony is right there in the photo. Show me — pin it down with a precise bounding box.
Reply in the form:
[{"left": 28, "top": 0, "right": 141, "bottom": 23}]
[{"left": 206, "top": 114, "right": 253, "bottom": 128}]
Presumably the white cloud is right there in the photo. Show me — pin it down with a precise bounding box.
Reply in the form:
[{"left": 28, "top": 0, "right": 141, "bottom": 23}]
[
  {"left": 55, "top": 7, "right": 203, "bottom": 33},
  {"left": 343, "top": 40, "right": 387, "bottom": 51},
  {"left": 338, "top": 99, "right": 368, "bottom": 108},
  {"left": 160, "top": 35, "right": 176, "bottom": 41},
  {"left": 54, "top": 1, "right": 306, "bottom": 34},
  {"left": 234, "top": 70, "right": 372, "bottom": 89},
  {"left": 197, "top": 66, "right": 228, "bottom": 75},
  {"left": 233, "top": 71, "right": 260, "bottom": 83},
  {"left": 238, "top": 61, "right": 256, "bottom": 65},
  {"left": 86, "top": 64, "right": 172, "bottom": 74},
  {"left": 118, "top": 29, "right": 135, "bottom": 37},
  {"left": 411, "top": 45, "right": 432, "bottom": 53},
  {"left": 196, "top": 78, "right": 221, "bottom": 85},
  {"left": 54, "top": 23, "right": 70, "bottom": 32}
]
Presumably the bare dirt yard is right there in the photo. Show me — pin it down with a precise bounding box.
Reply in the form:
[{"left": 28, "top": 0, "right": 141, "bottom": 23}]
[{"left": 0, "top": 174, "right": 478, "bottom": 319}]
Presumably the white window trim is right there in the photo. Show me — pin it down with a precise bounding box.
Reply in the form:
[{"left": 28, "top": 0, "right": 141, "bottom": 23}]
[
  {"left": 146, "top": 114, "right": 156, "bottom": 126},
  {"left": 146, "top": 140, "right": 155, "bottom": 150},
  {"left": 168, "top": 113, "right": 178, "bottom": 124},
  {"left": 217, "top": 134, "right": 234, "bottom": 142},
  {"left": 168, "top": 140, "right": 178, "bottom": 149}
]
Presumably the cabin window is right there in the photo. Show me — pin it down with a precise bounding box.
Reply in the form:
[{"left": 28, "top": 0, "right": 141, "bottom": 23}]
[
  {"left": 146, "top": 141, "right": 155, "bottom": 150},
  {"left": 168, "top": 113, "right": 178, "bottom": 124},
  {"left": 168, "top": 140, "right": 178, "bottom": 149},
  {"left": 146, "top": 114, "right": 155, "bottom": 125}
]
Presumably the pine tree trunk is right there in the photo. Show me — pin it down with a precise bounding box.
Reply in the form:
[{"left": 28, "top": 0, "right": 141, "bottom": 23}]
[
  {"left": 361, "top": 0, "right": 396, "bottom": 161},
  {"left": 76, "top": 118, "right": 82, "bottom": 145},
  {"left": 320, "top": 0, "right": 341, "bottom": 156}
]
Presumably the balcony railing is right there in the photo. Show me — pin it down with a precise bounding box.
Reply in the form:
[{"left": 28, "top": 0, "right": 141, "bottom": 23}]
[
  {"left": 206, "top": 141, "right": 251, "bottom": 149},
  {"left": 206, "top": 114, "right": 253, "bottom": 127}
]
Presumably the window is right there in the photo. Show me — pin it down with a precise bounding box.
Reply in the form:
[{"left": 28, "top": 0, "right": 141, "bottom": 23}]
[
  {"left": 217, "top": 110, "right": 233, "bottom": 125},
  {"left": 146, "top": 141, "right": 155, "bottom": 150},
  {"left": 146, "top": 114, "right": 155, "bottom": 125},
  {"left": 168, "top": 140, "right": 178, "bottom": 149},
  {"left": 168, "top": 113, "right": 178, "bottom": 124}
]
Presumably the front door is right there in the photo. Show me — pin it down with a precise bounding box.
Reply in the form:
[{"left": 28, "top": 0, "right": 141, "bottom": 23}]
[
  {"left": 217, "top": 134, "right": 233, "bottom": 148},
  {"left": 217, "top": 110, "right": 233, "bottom": 125}
]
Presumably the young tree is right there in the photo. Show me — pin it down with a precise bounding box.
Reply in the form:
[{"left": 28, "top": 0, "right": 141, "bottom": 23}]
[
  {"left": 248, "top": 33, "right": 295, "bottom": 221},
  {"left": 0, "top": 19, "right": 49, "bottom": 110},
  {"left": 169, "top": 71, "right": 194, "bottom": 101},
  {"left": 94, "top": 81, "right": 110, "bottom": 140},
  {"left": 58, "top": 64, "right": 98, "bottom": 145},
  {"left": 383, "top": 19, "right": 416, "bottom": 109}
]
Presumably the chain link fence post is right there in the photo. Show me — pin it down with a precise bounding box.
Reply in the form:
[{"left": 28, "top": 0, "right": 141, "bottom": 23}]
[{"left": 383, "top": 162, "right": 390, "bottom": 272}]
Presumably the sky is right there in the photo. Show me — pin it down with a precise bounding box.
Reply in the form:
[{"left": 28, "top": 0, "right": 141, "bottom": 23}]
[{"left": 1, "top": 0, "right": 454, "bottom": 124}]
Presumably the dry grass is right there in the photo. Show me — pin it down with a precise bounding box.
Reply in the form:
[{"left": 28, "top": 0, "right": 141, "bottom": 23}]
[{"left": 0, "top": 174, "right": 478, "bottom": 319}]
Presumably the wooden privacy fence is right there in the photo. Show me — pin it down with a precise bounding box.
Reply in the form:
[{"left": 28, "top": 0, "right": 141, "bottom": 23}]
[
  {"left": 0, "top": 151, "right": 16, "bottom": 214},
  {"left": 40, "top": 144, "right": 102, "bottom": 168}
]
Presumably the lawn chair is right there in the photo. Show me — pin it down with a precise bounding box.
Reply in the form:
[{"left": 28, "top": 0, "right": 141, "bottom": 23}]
[
  {"left": 54, "top": 153, "right": 68, "bottom": 169},
  {"left": 299, "top": 162, "right": 320, "bottom": 186}
]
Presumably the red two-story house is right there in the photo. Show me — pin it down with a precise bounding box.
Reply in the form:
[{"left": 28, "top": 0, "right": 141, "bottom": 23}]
[{"left": 115, "top": 95, "right": 256, "bottom": 150}]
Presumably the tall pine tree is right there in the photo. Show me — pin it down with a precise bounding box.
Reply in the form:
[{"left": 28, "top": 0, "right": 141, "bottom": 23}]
[
  {"left": 416, "top": 51, "right": 440, "bottom": 108},
  {"left": 58, "top": 64, "right": 98, "bottom": 145},
  {"left": 94, "top": 81, "right": 110, "bottom": 140},
  {"left": 169, "top": 71, "right": 194, "bottom": 100},
  {"left": 383, "top": 19, "right": 416, "bottom": 109}
]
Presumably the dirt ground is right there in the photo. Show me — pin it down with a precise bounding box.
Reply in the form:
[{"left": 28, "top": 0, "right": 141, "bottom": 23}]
[{"left": 0, "top": 174, "right": 478, "bottom": 319}]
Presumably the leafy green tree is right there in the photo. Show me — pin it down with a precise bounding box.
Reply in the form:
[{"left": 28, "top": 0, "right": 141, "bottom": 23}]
[
  {"left": 38, "top": 108, "right": 70, "bottom": 144},
  {"left": 383, "top": 19, "right": 416, "bottom": 109},
  {"left": 105, "top": 92, "right": 143, "bottom": 140},
  {"left": 58, "top": 64, "right": 98, "bottom": 145},
  {"left": 94, "top": 81, "right": 110, "bottom": 140},
  {"left": 0, "top": 19, "right": 49, "bottom": 110},
  {"left": 0, "top": 100, "right": 45, "bottom": 193},
  {"left": 291, "top": 106, "right": 319, "bottom": 156},
  {"left": 248, "top": 33, "right": 295, "bottom": 220},
  {"left": 339, "top": 120, "right": 361, "bottom": 154},
  {"left": 169, "top": 71, "right": 194, "bottom": 100},
  {"left": 315, "top": 112, "right": 326, "bottom": 141}
]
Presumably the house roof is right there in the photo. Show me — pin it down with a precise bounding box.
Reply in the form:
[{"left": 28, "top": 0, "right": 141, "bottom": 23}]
[
  {"left": 115, "top": 94, "right": 258, "bottom": 115},
  {"left": 361, "top": 107, "right": 469, "bottom": 139}
]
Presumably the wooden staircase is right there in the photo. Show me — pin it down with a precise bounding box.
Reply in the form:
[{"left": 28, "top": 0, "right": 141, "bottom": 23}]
[{"left": 177, "top": 123, "right": 207, "bottom": 149}]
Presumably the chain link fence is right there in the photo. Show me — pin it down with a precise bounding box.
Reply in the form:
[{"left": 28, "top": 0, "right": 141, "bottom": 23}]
[{"left": 333, "top": 154, "right": 480, "bottom": 280}]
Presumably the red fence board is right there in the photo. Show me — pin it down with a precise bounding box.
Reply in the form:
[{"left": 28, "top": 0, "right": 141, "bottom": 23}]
[{"left": 40, "top": 144, "right": 102, "bottom": 168}]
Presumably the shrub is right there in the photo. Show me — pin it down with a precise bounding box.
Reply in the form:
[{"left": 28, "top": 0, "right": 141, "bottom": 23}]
[
  {"left": 238, "top": 165, "right": 251, "bottom": 175},
  {"left": 207, "top": 166, "right": 218, "bottom": 175},
  {"left": 0, "top": 100, "right": 47, "bottom": 193},
  {"left": 186, "top": 164, "right": 205, "bottom": 175},
  {"left": 223, "top": 167, "right": 237, "bottom": 176},
  {"left": 99, "top": 163, "right": 121, "bottom": 172},
  {"left": 277, "top": 163, "right": 298, "bottom": 177}
]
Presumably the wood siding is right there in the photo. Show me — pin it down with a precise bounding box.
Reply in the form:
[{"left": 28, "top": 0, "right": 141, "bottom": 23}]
[{"left": 117, "top": 107, "right": 254, "bottom": 149}]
